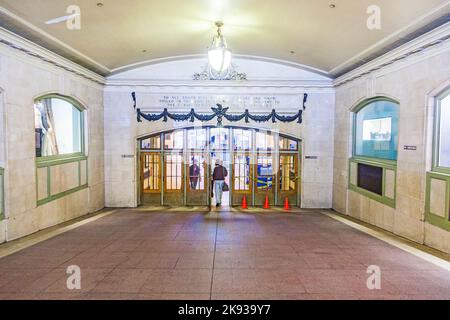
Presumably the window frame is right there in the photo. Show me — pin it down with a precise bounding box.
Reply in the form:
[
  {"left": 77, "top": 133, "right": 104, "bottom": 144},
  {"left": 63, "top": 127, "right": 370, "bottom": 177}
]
[
  {"left": 164, "top": 152, "right": 184, "bottom": 192},
  {"left": 352, "top": 97, "right": 399, "bottom": 165},
  {"left": 349, "top": 97, "right": 399, "bottom": 208},
  {"left": 232, "top": 128, "right": 253, "bottom": 151},
  {"left": 163, "top": 130, "right": 184, "bottom": 150},
  {"left": 209, "top": 127, "right": 230, "bottom": 151},
  {"left": 140, "top": 134, "right": 162, "bottom": 151},
  {"left": 432, "top": 87, "right": 450, "bottom": 174},
  {"left": 187, "top": 128, "right": 207, "bottom": 150},
  {"left": 34, "top": 94, "right": 86, "bottom": 164},
  {"left": 279, "top": 135, "right": 299, "bottom": 152},
  {"left": 255, "top": 130, "right": 275, "bottom": 152}
]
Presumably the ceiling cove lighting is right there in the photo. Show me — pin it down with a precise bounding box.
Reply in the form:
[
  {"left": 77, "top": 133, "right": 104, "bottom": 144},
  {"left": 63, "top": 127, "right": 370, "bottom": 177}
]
[{"left": 208, "top": 21, "right": 232, "bottom": 73}]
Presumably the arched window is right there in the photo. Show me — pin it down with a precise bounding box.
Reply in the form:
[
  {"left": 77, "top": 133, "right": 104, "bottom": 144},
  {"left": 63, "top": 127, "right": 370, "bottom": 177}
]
[
  {"left": 34, "top": 95, "right": 84, "bottom": 158},
  {"left": 433, "top": 88, "right": 450, "bottom": 171},
  {"left": 349, "top": 98, "right": 399, "bottom": 207},
  {"left": 354, "top": 98, "right": 399, "bottom": 161},
  {"left": 426, "top": 87, "right": 450, "bottom": 230}
]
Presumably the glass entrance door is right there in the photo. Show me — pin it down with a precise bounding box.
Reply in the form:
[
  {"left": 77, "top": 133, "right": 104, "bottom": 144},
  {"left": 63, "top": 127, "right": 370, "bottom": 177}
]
[
  {"left": 186, "top": 152, "right": 208, "bottom": 206},
  {"left": 277, "top": 154, "right": 299, "bottom": 206},
  {"left": 231, "top": 153, "right": 253, "bottom": 206},
  {"left": 140, "top": 153, "right": 162, "bottom": 205},
  {"left": 163, "top": 152, "right": 184, "bottom": 206},
  {"left": 210, "top": 151, "right": 231, "bottom": 207},
  {"left": 255, "top": 153, "right": 276, "bottom": 206},
  {"left": 139, "top": 127, "right": 302, "bottom": 208},
  {"left": 210, "top": 128, "right": 231, "bottom": 207}
]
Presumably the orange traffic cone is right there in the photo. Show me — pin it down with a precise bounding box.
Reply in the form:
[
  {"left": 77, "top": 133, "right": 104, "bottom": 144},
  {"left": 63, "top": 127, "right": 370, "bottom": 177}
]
[
  {"left": 263, "top": 193, "right": 270, "bottom": 209},
  {"left": 241, "top": 195, "right": 248, "bottom": 209},
  {"left": 284, "top": 197, "right": 290, "bottom": 211}
]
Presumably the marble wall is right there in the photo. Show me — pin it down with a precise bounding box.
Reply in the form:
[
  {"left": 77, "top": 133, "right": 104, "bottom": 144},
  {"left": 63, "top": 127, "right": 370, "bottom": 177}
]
[
  {"left": 104, "top": 59, "right": 335, "bottom": 209},
  {"left": 104, "top": 89, "right": 335, "bottom": 209},
  {"left": 332, "top": 42, "right": 450, "bottom": 253},
  {"left": 0, "top": 42, "right": 105, "bottom": 242}
]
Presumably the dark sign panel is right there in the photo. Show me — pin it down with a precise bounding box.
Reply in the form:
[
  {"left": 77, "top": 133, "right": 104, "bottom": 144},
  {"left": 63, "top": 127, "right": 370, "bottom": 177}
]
[{"left": 357, "top": 163, "right": 383, "bottom": 196}]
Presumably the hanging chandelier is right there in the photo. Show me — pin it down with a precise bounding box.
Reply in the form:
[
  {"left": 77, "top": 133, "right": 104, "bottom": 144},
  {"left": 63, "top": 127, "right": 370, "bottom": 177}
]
[
  {"left": 193, "top": 21, "right": 246, "bottom": 80},
  {"left": 208, "top": 21, "right": 232, "bottom": 74}
]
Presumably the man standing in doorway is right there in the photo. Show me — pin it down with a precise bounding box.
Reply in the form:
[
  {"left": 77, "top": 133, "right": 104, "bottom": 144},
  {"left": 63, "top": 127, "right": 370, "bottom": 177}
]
[{"left": 212, "top": 159, "right": 228, "bottom": 207}]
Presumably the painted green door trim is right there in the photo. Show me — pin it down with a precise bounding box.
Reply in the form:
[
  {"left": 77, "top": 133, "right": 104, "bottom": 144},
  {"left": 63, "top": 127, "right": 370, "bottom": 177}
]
[
  {"left": 425, "top": 171, "right": 450, "bottom": 232},
  {"left": 348, "top": 157, "right": 397, "bottom": 208},
  {"left": 351, "top": 97, "right": 400, "bottom": 162},
  {"left": 349, "top": 97, "right": 399, "bottom": 209},
  {"left": 34, "top": 94, "right": 86, "bottom": 162},
  {"left": 432, "top": 87, "right": 450, "bottom": 174},
  {"left": 36, "top": 157, "right": 88, "bottom": 207},
  {"left": 37, "top": 154, "right": 87, "bottom": 167},
  {"left": 351, "top": 96, "right": 400, "bottom": 113}
]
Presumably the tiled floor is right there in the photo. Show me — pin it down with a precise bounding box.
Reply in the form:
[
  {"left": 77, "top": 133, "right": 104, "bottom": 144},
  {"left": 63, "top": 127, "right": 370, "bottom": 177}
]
[{"left": 0, "top": 209, "right": 449, "bottom": 300}]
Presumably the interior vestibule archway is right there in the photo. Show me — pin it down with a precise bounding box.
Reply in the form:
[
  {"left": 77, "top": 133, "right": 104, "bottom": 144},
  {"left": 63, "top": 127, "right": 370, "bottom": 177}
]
[{"left": 137, "top": 125, "right": 302, "bottom": 208}]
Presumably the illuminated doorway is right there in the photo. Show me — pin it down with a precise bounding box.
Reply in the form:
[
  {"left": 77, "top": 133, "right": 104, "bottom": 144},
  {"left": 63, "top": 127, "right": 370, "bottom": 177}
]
[{"left": 138, "top": 126, "right": 301, "bottom": 208}]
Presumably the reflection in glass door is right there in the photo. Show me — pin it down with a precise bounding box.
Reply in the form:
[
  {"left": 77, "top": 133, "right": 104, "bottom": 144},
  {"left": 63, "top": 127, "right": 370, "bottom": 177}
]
[
  {"left": 138, "top": 127, "right": 302, "bottom": 208},
  {"left": 232, "top": 153, "right": 252, "bottom": 206},
  {"left": 255, "top": 153, "right": 276, "bottom": 205},
  {"left": 278, "top": 154, "right": 299, "bottom": 206},
  {"left": 186, "top": 152, "right": 208, "bottom": 205},
  {"left": 140, "top": 153, "right": 162, "bottom": 205}
]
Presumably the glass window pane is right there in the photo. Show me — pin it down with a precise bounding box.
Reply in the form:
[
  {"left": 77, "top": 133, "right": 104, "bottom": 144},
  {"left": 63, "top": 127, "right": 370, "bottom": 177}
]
[
  {"left": 232, "top": 129, "right": 252, "bottom": 150},
  {"left": 355, "top": 100, "right": 399, "bottom": 160},
  {"left": 165, "top": 154, "right": 183, "bottom": 190},
  {"left": 164, "top": 131, "right": 184, "bottom": 149},
  {"left": 34, "top": 97, "right": 83, "bottom": 157},
  {"left": 256, "top": 132, "right": 275, "bottom": 151},
  {"left": 143, "top": 154, "right": 160, "bottom": 192},
  {"left": 279, "top": 137, "right": 298, "bottom": 151},
  {"left": 187, "top": 129, "right": 207, "bottom": 149},
  {"left": 233, "top": 154, "right": 251, "bottom": 191},
  {"left": 257, "top": 154, "right": 274, "bottom": 191},
  {"left": 210, "top": 128, "right": 229, "bottom": 150},
  {"left": 210, "top": 128, "right": 230, "bottom": 150},
  {"left": 438, "top": 93, "right": 450, "bottom": 168},
  {"left": 279, "top": 155, "right": 296, "bottom": 191},
  {"left": 141, "top": 135, "right": 161, "bottom": 150},
  {"left": 188, "top": 154, "right": 205, "bottom": 190}
]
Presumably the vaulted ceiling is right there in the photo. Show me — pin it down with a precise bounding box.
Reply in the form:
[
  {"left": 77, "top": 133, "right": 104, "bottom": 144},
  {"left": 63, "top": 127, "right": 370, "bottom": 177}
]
[{"left": 0, "top": 0, "right": 448, "bottom": 77}]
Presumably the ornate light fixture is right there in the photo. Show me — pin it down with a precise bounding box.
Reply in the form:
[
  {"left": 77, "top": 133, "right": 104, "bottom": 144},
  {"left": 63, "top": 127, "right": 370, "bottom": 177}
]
[
  {"left": 193, "top": 22, "right": 246, "bottom": 81},
  {"left": 208, "top": 21, "right": 232, "bottom": 73}
]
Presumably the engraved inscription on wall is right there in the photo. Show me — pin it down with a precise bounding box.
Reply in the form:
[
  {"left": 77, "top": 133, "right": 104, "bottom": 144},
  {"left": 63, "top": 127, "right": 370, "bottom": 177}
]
[{"left": 138, "top": 94, "right": 302, "bottom": 113}]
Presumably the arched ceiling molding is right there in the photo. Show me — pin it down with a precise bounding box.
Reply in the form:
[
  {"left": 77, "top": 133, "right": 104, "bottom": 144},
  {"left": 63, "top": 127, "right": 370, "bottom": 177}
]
[
  {"left": 106, "top": 56, "right": 333, "bottom": 89},
  {"left": 109, "top": 54, "right": 331, "bottom": 79}
]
